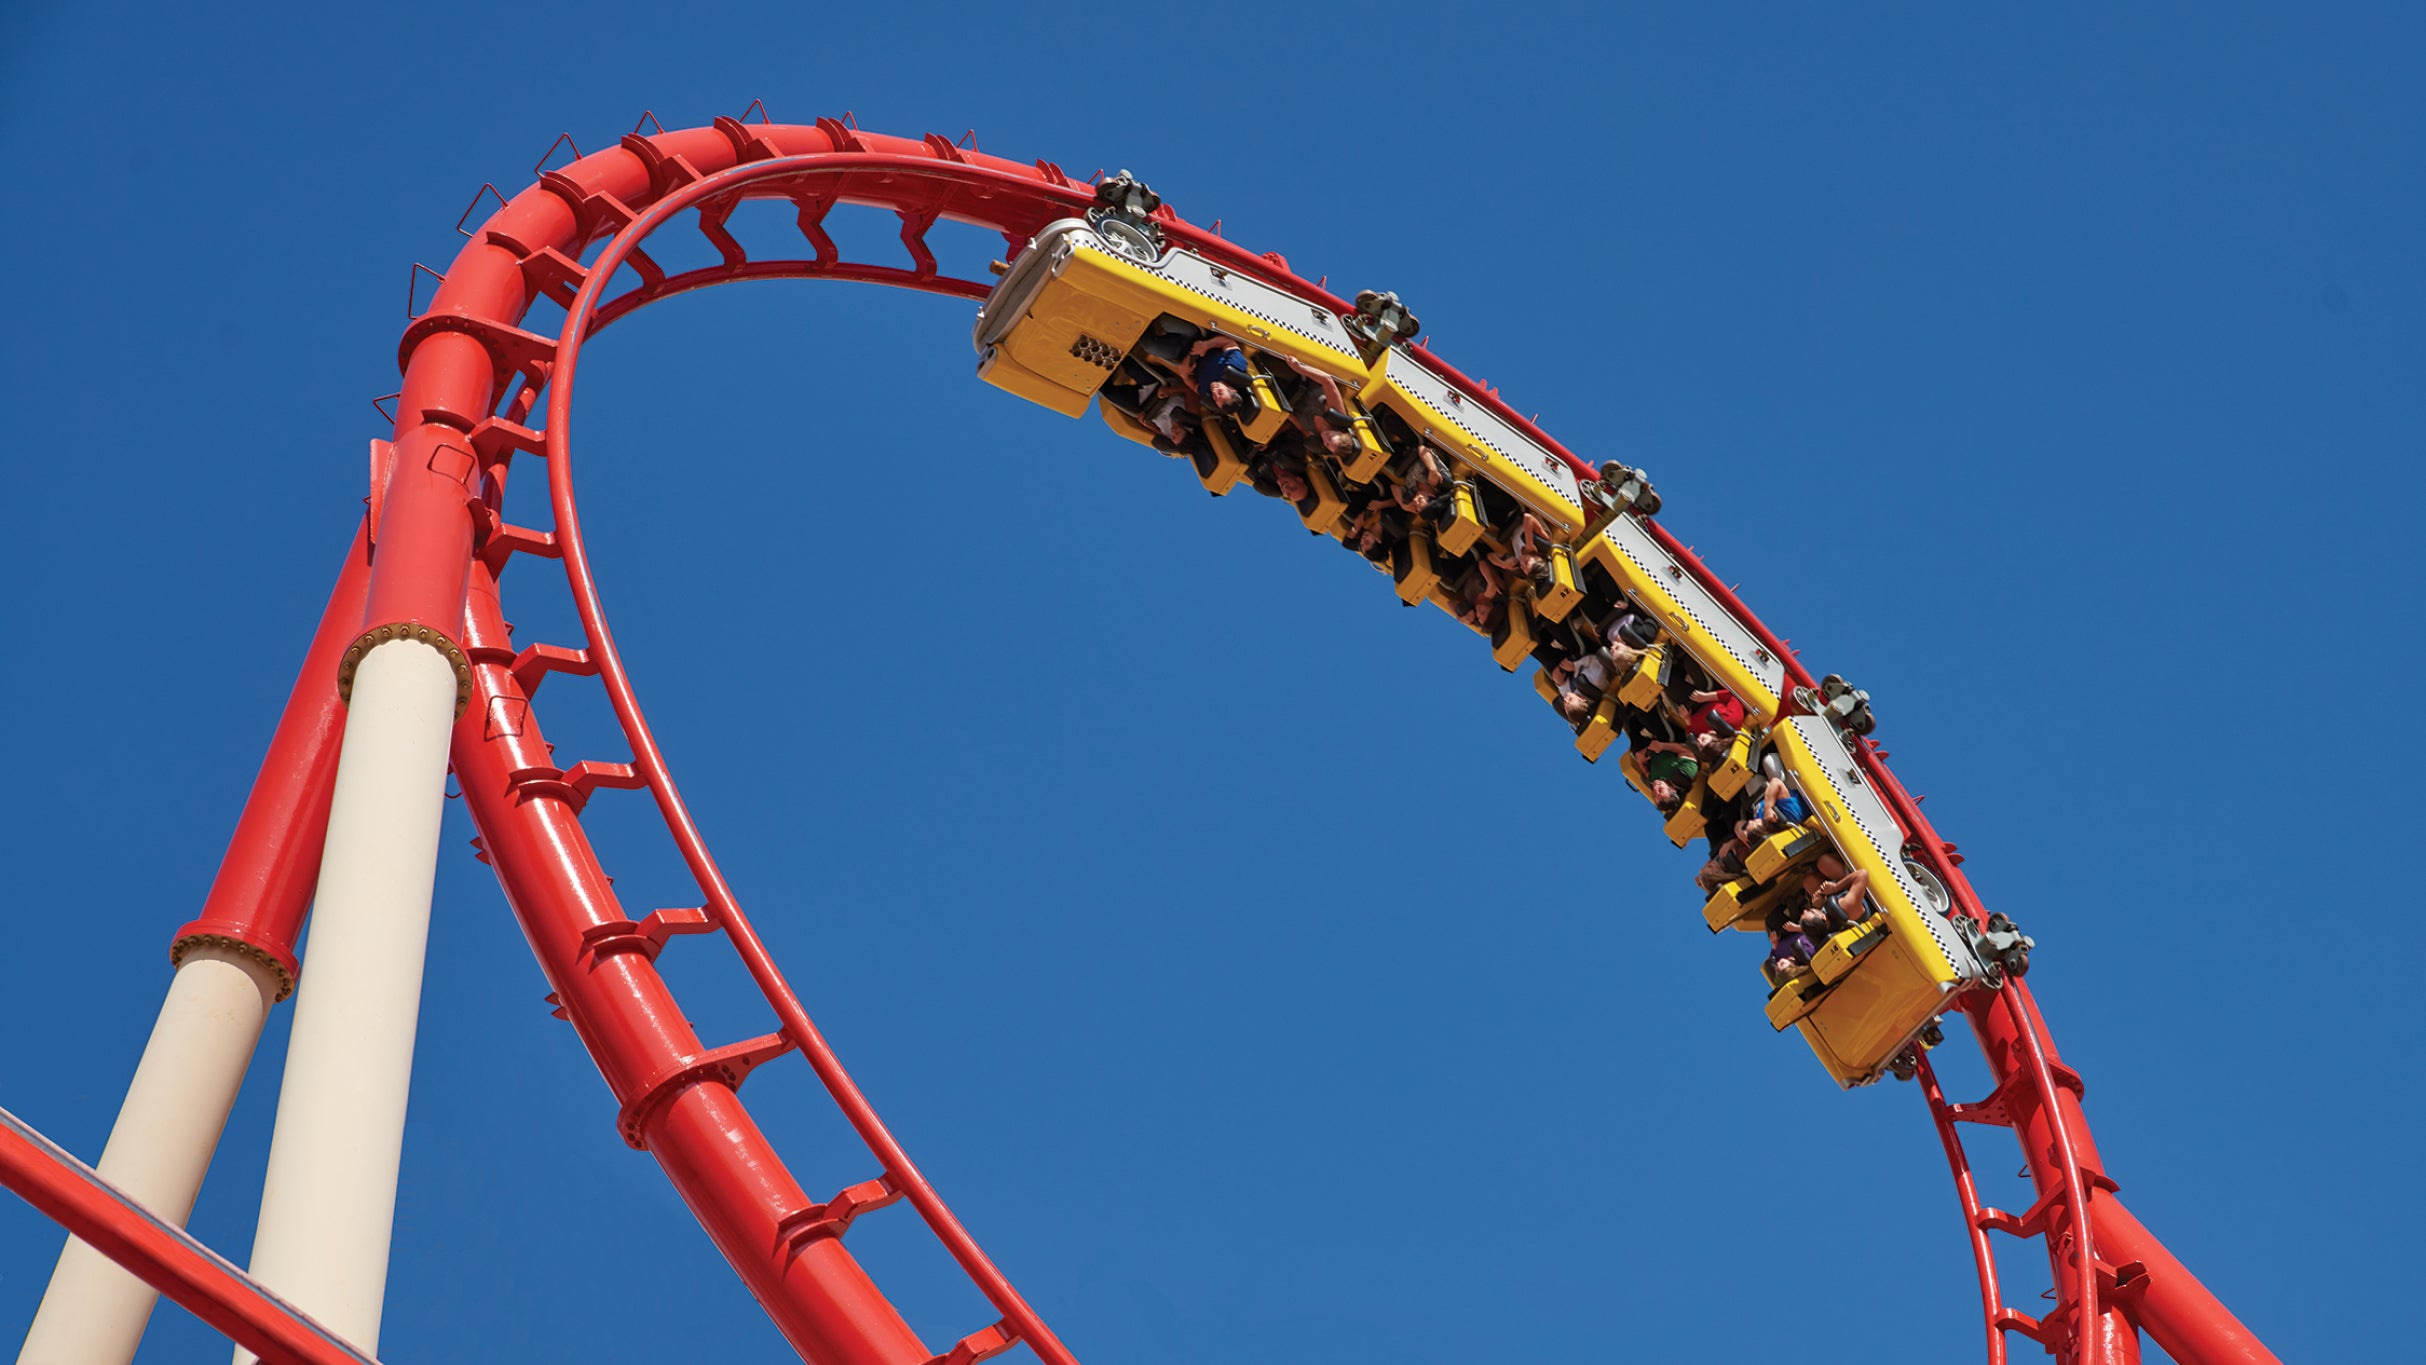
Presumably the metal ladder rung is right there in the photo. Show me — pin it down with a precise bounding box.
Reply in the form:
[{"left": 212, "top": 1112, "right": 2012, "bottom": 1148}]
[{"left": 925, "top": 1320, "right": 1018, "bottom": 1365}]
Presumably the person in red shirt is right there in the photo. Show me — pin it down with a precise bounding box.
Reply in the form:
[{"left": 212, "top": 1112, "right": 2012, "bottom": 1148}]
[{"left": 1686, "top": 686, "right": 1746, "bottom": 761}]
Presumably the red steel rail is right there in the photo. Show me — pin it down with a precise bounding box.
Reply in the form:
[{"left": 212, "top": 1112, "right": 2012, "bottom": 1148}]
[
  {"left": 0, "top": 1107, "right": 379, "bottom": 1365},
  {"left": 1634, "top": 512, "right": 2272, "bottom": 1363},
  {"left": 12, "top": 113, "right": 2278, "bottom": 1365}
]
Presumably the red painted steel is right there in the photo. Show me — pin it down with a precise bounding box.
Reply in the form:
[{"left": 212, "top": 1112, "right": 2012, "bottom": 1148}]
[
  {"left": 2094, "top": 1199, "right": 2279, "bottom": 1364},
  {"left": 408, "top": 117, "right": 2281, "bottom": 1365},
  {"left": 22, "top": 115, "right": 2280, "bottom": 1365},
  {"left": 533, "top": 151, "right": 1081, "bottom": 1365},
  {"left": 391, "top": 125, "right": 1104, "bottom": 1364},
  {"left": 168, "top": 519, "right": 374, "bottom": 997},
  {"left": 0, "top": 1108, "right": 379, "bottom": 1365},
  {"left": 449, "top": 566, "right": 932, "bottom": 1364},
  {"left": 1916, "top": 1053, "right": 2010, "bottom": 1365},
  {"left": 360, "top": 410, "right": 478, "bottom": 650},
  {"left": 1627, "top": 519, "right": 2236, "bottom": 1362}
]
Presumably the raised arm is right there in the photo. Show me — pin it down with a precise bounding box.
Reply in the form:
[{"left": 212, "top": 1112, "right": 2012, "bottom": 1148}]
[{"left": 1287, "top": 356, "right": 1350, "bottom": 413}]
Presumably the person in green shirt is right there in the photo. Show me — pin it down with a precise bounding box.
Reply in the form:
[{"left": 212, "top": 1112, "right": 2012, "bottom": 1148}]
[{"left": 1641, "top": 740, "right": 1700, "bottom": 813}]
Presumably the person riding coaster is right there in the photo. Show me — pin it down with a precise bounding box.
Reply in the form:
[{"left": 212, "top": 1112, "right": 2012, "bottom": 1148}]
[
  {"left": 1185, "top": 334, "right": 1257, "bottom": 420},
  {"left": 1766, "top": 855, "right": 1874, "bottom": 981},
  {"left": 1279, "top": 355, "right": 1362, "bottom": 459},
  {"left": 1132, "top": 315, "right": 1261, "bottom": 424}
]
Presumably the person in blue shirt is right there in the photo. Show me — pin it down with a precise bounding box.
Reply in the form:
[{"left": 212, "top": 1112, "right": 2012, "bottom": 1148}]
[{"left": 1184, "top": 333, "right": 1254, "bottom": 417}]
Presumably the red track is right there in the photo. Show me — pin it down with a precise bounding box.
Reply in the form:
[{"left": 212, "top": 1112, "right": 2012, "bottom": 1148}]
[{"left": 6, "top": 114, "right": 2281, "bottom": 1365}]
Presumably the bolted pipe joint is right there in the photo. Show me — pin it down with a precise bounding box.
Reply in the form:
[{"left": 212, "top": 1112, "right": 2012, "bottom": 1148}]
[
  {"left": 334, "top": 623, "right": 473, "bottom": 718},
  {"left": 168, "top": 921, "right": 298, "bottom": 1003}
]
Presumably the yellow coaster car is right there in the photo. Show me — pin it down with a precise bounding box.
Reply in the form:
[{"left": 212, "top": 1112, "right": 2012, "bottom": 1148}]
[
  {"left": 974, "top": 215, "right": 1588, "bottom": 550},
  {"left": 974, "top": 215, "right": 1997, "bottom": 1091},
  {"left": 1576, "top": 515, "right": 1789, "bottom": 726},
  {"left": 1762, "top": 717, "right": 1993, "bottom": 1086},
  {"left": 975, "top": 218, "right": 1374, "bottom": 418}
]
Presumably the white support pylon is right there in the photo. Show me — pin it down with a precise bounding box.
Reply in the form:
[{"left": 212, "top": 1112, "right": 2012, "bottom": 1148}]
[
  {"left": 236, "top": 638, "right": 457, "bottom": 1362},
  {"left": 15, "top": 945, "right": 280, "bottom": 1365}
]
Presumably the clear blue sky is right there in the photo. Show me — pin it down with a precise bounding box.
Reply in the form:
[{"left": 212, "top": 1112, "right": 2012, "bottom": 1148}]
[{"left": 2, "top": 4, "right": 2418, "bottom": 1361}]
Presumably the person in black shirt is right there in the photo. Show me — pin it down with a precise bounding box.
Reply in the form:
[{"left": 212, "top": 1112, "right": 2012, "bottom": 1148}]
[{"left": 1281, "top": 356, "right": 1361, "bottom": 460}]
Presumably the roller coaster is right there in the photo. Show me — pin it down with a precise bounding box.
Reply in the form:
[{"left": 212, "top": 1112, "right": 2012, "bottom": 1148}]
[{"left": 2, "top": 112, "right": 2281, "bottom": 1365}]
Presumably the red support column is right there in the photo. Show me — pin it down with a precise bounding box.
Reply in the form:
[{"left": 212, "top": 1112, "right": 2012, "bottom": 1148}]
[
  {"left": 170, "top": 518, "right": 375, "bottom": 995},
  {"left": 22, "top": 522, "right": 378, "bottom": 1365}
]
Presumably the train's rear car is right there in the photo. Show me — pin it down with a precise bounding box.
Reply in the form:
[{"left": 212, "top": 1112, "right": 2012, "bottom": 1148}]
[
  {"left": 1762, "top": 717, "right": 1991, "bottom": 1085},
  {"left": 973, "top": 218, "right": 1368, "bottom": 418}
]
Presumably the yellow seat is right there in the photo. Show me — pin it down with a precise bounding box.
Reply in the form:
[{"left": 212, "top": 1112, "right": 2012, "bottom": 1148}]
[
  {"left": 1341, "top": 411, "right": 1392, "bottom": 484},
  {"left": 1532, "top": 666, "right": 1560, "bottom": 707},
  {"left": 1765, "top": 971, "right": 1824, "bottom": 1032},
  {"left": 1615, "top": 744, "right": 1653, "bottom": 796},
  {"left": 1708, "top": 728, "right": 1757, "bottom": 799},
  {"left": 1536, "top": 543, "right": 1583, "bottom": 623},
  {"left": 1576, "top": 694, "right": 1621, "bottom": 763},
  {"left": 1193, "top": 421, "right": 1248, "bottom": 497},
  {"left": 1618, "top": 644, "right": 1673, "bottom": 711},
  {"left": 1239, "top": 361, "right": 1292, "bottom": 445},
  {"left": 1437, "top": 480, "right": 1484, "bottom": 557},
  {"left": 1745, "top": 819, "right": 1825, "bottom": 884},
  {"left": 1810, "top": 917, "right": 1891, "bottom": 986},
  {"left": 1491, "top": 596, "right": 1535, "bottom": 672},
  {"left": 1703, "top": 875, "right": 1795, "bottom": 934},
  {"left": 1392, "top": 530, "right": 1439, "bottom": 605},
  {"left": 1295, "top": 458, "right": 1346, "bottom": 535},
  {"left": 1663, "top": 776, "right": 1709, "bottom": 849}
]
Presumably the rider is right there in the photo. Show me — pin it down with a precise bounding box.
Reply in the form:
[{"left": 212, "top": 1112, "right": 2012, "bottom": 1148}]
[{"left": 1184, "top": 332, "right": 1255, "bottom": 418}]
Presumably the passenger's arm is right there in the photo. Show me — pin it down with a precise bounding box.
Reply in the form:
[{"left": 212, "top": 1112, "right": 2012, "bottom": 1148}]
[{"left": 1291, "top": 360, "right": 1348, "bottom": 415}]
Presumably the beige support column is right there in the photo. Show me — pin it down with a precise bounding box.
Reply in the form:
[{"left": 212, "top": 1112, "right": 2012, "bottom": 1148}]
[
  {"left": 15, "top": 947, "right": 280, "bottom": 1365},
  {"left": 236, "top": 639, "right": 456, "bottom": 1363}
]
